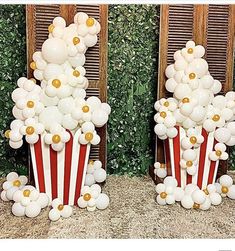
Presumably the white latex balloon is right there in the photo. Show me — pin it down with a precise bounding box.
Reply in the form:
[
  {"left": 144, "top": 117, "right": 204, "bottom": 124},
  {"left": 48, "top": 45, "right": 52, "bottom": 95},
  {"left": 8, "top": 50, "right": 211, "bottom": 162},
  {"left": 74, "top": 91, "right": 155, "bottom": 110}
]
[
  {"left": 212, "top": 96, "right": 226, "bottom": 110},
  {"left": 227, "top": 185, "right": 235, "bottom": 200},
  {"left": 191, "top": 89, "right": 210, "bottom": 106},
  {"left": 188, "top": 58, "right": 208, "bottom": 78},
  {"left": 212, "top": 80, "right": 222, "bottom": 94},
  {"left": 174, "top": 187, "right": 185, "bottom": 202},
  {"left": 200, "top": 75, "right": 214, "bottom": 89},
  {"left": 165, "top": 78, "right": 177, "bottom": 93},
  {"left": 225, "top": 136, "right": 235, "bottom": 146},
  {"left": 174, "top": 84, "right": 192, "bottom": 100},
  {"left": 164, "top": 176, "right": 177, "bottom": 187},
  {"left": 94, "top": 168, "right": 107, "bottom": 183},
  {"left": 219, "top": 175, "right": 233, "bottom": 187},
  {"left": 43, "top": 64, "right": 64, "bottom": 80},
  {"left": 181, "top": 195, "right": 194, "bottom": 209},
  {"left": 154, "top": 124, "right": 167, "bottom": 136},
  {"left": 85, "top": 174, "right": 95, "bottom": 186},
  {"left": 58, "top": 97, "right": 75, "bottom": 114},
  {"left": 192, "top": 190, "right": 206, "bottom": 204},
  {"left": 60, "top": 205, "right": 73, "bottom": 218},
  {"left": 12, "top": 202, "right": 25, "bottom": 217},
  {"left": 214, "top": 128, "right": 231, "bottom": 143},
  {"left": 42, "top": 38, "right": 68, "bottom": 64},
  {"left": 39, "top": 106, "right": 63, "bottom": 131},
  {"left": 190, "top": 106, "right": 206, "bottom": 122},
  {"left": 227, "top": 122, "right": 235, "bottom": 135},
  {"left": 210, "top": 192, "right": 222, "bottom": 206},
  {"left": 62, "top": 114, "right": 78, "bottom": 130},
  {"left": 174, "top": 59, "right": 188, "bottom": 71},
  {"left": 165, "top": 64, "right": 176, "bottom": 78},
  {"left": 200, "top": 197, "right": 211, "bottom": 210},
  {"left": 184, "top": 184, "right": 199, "bottom": 195},
  {"left": 166, "top": 127, "right": 178, "bottom": 138},
  {"left": 182, "top": 149, "right": 196, "bottom": 161},
  {"left": 25, "top": 202, "right": 41, "bottom": 218},
  {"left": 9, "top": 140, "right": 23, "bottom": 149},
  {"left": 1, "top": 190, "right": 9, "bottom": 201},
  {"left": 91, "top": 109, "right": 108, "bottom": 127},
  {"left": 49, "top": 209, "right": 61, "bottom": 221},
  {"left": 96, "top": 193, "right": 110, "bottom": 210},
  {"left": 36, "top": 193, "right": 49, "bottom": 209}
]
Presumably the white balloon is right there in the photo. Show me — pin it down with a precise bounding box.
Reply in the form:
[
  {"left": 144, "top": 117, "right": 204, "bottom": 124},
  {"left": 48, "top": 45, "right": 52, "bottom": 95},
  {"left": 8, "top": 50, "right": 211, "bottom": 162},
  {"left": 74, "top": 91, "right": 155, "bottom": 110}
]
[
  {"left": 227, "top": 185, "right": 235, "bottom": 200},
  {"left": 39, "top": 106, "right": 63, "bottom": 131},
  {"left": 60, "top": 205, "right": 73, "bottom": 218},
  {"left": 96, "top": 193, "right": 110, "bottom": 210},
  {"left": 190, "top": 106, "right": 206, "bottom": 122},
  {"left": 9, "top": 140, "right": 23, "bottom": 149},
  {"left": 62, "top": 114, "right": 78, "bottom": 130},
  {"left": 212, "top": 80, "right": 222, "bottom": 94},
  {"left": 181, "top": 195, "right": 194, "bottom": 209},
  {"left": 58, "top": 97, "right": 75, "bottom": 115},
  {"left": 84, "top": 174, "right": 95, "bottom": 186},
  {"left": 174, "top": 59, "right": 188, "bottom": 71},
  {"left": 165, "top": 65, "right": 176, "bottom": 78},
  {"left": 36, "top": 193, "right": 49, "bottom": 208},
  {"left": 214, "top": 128, "right": 231, "bottom": 143},
  {"left": 191, "top": 89, "right": 210, "bottom": 106},
  {"left": 219, "top": 175, "right": 233, "bottom": 187},
  {"left": 43, "top": 64, "right": 63, "bottom": 80},
  {"left": 164, "top": 176, "right": 177, "bottom": 187},
  {"left": 174, "top": 187, "right": 185, "bottom": 201},
  {"left": 182, "top": 149, "right": 197, "bottom": 161},
  {"left": 49, "top": 208, "right": 61, "bottom": 221},
  {"left": 212, "top": 95, "right": 226, "bottom": 109},
  {"left": 200, "top": 75, "right": 214, "bottom": 89},
  {"left": 91, "top": 109, "right": 108, "bottom": 127},
  {"left": 12, "top": 202, "right": 25, "bottom": 217},
  {"left": 154, "top": 124, "right": 167, "bottom": 136},
  {"left": 165, "top": 78, "right": 177, "bottom": 92},
  {"left": 210, "top": 192, "right": 222, "bottom": 206},
  {"left": 192, "top": 190, "right": 206, "bottom": 204},
  {"left": 42, "top": 38, "right": 68, "bottom": 64},
  {"left": 227, "top": 122, "right": 235, "bottom": 135},
  {"left": 188, "top": 58, "right": 208, "bottom": 78},
  {"left": 166, "top": 127, "right": 178, "bottom": 138},
  {"left": 184, "top": 184, "right": 199, "bottom": 195},
  {"left": 25, "top": 202, "right": 41, "bottom": 218},
  {"left": 200, "top": 197, "right": 211, "bottom": 210},
  {"left": 174, "top": 84, "right": 192, "bottom": 100},
  {"left": 94, "top": 168, "right": 107, "bottom": 183}
]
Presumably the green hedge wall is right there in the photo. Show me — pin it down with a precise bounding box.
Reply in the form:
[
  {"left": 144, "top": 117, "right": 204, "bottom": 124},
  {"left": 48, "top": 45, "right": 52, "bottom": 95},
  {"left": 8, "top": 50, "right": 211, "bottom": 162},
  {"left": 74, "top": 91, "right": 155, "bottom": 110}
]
[
  {"left": 107, "top": 5, "right": 159, "bottom": 175},
  {"left": 0, "top": 5, "right": 234, "bottom": 177},
  {"left": 0, "top": 5, "right": 27, "bottom": 176}
]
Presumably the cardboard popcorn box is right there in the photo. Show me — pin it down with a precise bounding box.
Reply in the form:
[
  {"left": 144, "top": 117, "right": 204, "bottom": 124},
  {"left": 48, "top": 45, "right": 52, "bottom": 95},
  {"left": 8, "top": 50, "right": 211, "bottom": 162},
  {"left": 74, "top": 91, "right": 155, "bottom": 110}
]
[
  {"left": 30, "top": 129, "right": 90, "bottom": 206},
  {"left": 164, "top": 126, "right": 219, "bottom": 190}
]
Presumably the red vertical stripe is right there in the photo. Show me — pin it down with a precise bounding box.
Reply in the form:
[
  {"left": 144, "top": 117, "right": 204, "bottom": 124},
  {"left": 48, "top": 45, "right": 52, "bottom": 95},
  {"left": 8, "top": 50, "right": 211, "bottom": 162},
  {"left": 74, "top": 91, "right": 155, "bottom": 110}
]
[
  {"left": 164, "top": 139, "right": 172, "bottom": 176},
  {"left": 74, "top": 144, "right": 87, "bottom": 205},
  {"left": 173, "top": 126, "right": 181, "bottom": 186},
  {"left": 63, "top": 131, "right": 73, "bottom": 205},
  {"left": 197, "top": 128, "right": 208, "bottom": 189},
  {"left": 207, "top": 139, "right": 218, "bottom": 184},
  {"left": 34, "top": 137, "right": 46, "bottom": 192},
  {"left": 50, "top": 147, "right": 58, "bottom": 200}
]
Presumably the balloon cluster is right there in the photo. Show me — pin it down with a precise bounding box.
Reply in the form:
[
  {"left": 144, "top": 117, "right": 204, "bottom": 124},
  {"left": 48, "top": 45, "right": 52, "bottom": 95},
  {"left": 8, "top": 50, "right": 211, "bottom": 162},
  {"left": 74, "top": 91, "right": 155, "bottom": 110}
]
[
  {"left": 155, "top": 175, "right": 235, "bottom": 210},
  {"left": 1, "top": 172, "right": 50, "bottom": 218},
  {"left": 6, "top": 12, "right": 111, "bottom": 152},
  {"left": 154, "top": 40, "right": 235, "bottom": 177},
  {"left": 77, "top": 159, "right": 109, "bottom": 211}
]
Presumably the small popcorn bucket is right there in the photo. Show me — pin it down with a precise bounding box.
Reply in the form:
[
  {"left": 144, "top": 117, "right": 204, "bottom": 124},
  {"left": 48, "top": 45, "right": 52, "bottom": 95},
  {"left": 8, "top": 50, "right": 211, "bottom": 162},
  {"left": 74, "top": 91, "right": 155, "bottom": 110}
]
[
  {"left": 30, "top": 129, "right": 90, "bottom": 205},
  {"left": 164, "top": 126, "right": 219, "bottom": 190}
]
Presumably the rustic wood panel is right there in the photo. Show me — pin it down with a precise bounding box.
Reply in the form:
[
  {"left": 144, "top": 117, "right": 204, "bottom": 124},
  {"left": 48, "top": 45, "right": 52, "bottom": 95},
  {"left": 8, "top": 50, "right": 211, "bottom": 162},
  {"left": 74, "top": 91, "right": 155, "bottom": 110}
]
[{"left": 26, "top": 5, "right": 108, "bottom": 179}]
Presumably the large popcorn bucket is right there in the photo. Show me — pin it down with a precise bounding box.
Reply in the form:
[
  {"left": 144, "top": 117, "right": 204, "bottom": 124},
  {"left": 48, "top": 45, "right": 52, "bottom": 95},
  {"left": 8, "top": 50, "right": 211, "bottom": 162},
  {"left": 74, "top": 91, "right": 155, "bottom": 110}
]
[
  {"left": 164, "top": 126, "right": 219, "bottom": 190},
  {"left": 30, "top": 129, "right": 90, "bottom": 205}
]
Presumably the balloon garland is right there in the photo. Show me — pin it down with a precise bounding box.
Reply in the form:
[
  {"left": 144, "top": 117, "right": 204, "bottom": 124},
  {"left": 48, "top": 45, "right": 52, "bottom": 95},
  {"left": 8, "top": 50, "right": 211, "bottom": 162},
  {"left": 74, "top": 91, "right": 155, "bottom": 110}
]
[
  {"left": 1, "top": 12, "right": 110, "bottom": 220},
  {"left": 154, "top": 41, "right": 235, "bottom": 209}
]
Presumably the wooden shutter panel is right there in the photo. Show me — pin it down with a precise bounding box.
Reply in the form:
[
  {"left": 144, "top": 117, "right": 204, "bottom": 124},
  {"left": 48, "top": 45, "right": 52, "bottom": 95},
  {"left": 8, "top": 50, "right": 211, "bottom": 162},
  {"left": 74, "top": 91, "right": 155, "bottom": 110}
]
[
  {"left": 26, "top": 5, "right": 108, "bottom": 177},
  {"left": 151, "top": 4, "right": 235, "bottom": 183}
]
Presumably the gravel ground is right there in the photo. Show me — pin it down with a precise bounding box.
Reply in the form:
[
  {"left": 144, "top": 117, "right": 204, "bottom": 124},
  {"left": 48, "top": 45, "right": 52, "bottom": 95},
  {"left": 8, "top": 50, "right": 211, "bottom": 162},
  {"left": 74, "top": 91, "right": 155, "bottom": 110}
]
[{"left": 0, "top": 174, "right": 235, "bottom": 239}]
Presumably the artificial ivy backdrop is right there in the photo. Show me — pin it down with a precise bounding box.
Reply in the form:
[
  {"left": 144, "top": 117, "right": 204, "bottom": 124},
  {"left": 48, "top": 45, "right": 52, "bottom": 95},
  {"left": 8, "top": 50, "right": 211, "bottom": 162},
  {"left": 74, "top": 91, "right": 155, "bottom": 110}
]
[{"left": 0, "top": 5, "right": 234, "bottom": 176}]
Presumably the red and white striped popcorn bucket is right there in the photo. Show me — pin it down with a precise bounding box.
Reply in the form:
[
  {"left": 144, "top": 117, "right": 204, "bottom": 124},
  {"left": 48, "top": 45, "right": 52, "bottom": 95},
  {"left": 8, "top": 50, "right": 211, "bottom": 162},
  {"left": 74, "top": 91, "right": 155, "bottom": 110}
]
[
  {"left": 164, "top": 126, "right": 219, "bottom": 190},
  {"left": 30, "top": 129, "right": 90, "bottom": 205}
]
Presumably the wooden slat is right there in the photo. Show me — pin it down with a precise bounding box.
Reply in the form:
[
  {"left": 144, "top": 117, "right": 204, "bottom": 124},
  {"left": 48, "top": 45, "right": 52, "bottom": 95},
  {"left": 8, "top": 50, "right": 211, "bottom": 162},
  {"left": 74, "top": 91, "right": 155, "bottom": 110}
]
[{"left": 26, "top": 5, "right": 108, "bottom": 180}]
